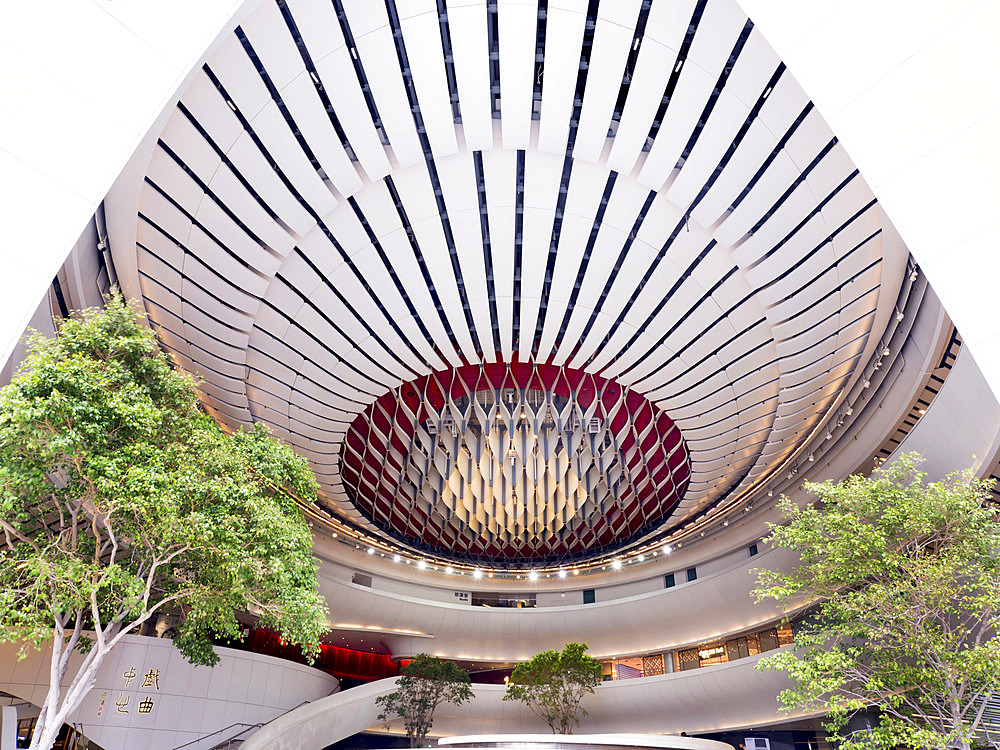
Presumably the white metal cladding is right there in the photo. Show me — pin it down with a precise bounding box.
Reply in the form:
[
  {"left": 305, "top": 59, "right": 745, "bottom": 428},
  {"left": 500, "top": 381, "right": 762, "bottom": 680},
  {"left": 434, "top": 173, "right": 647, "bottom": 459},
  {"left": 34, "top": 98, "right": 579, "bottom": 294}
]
[{"left": 130, "top": 0, "right": 904, "bottom": 561}]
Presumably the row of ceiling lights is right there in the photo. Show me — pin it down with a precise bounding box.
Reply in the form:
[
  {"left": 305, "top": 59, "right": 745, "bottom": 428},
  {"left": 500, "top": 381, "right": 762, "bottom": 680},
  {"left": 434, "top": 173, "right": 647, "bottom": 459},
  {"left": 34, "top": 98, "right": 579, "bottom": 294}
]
[{"left": 299, "top": 267, "right": 922, "bottom": 582}]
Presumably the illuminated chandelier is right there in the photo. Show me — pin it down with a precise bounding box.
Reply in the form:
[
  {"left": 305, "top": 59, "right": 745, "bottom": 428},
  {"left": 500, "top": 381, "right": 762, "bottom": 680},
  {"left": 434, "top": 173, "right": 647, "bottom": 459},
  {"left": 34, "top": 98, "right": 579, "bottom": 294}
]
[{"left": 341, "top": 362, "right": 690, "bottom": 564}]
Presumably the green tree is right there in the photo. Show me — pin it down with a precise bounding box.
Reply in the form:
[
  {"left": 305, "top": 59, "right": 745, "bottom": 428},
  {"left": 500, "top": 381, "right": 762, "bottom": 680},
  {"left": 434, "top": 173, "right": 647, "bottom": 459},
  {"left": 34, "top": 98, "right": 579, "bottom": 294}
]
[
  {"left": 375, "top": 653, "right": 473, "bottom": 746},
  {"left": 754, "top": 454, "right": 1000, "bottom": 750},
  {"left": 0, "top": 295, "right": 329, "bottom": 750},
  {"left": 503, "top": 642, "right": 602, "bottom": 734}
]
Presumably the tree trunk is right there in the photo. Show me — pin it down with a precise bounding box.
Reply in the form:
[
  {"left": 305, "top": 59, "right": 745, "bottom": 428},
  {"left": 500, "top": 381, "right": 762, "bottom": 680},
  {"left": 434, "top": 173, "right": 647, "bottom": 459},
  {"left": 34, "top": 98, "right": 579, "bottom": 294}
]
[{"left": 28, "top": 640, "right": 110, "bottom": 750}]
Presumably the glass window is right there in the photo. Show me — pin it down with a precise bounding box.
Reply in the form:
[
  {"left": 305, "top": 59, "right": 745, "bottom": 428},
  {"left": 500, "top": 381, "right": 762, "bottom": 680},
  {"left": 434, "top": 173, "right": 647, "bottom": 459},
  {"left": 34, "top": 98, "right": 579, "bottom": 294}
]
[
  {"left": 664, "top": 573, "right": 675, "bottom": 588},
  {"left": 776, "top": 621, "right": 794, "bottom": 646},
  {"left": 697, "top": 642, "right": 727, "bottom": 667},
  {"left": 749, "top": 543, "right": 758, "bottom": 556},
  {"left": 726, "top": 636, "right": 749, "bottom": 661},
  {"left": 583, "top": 588, "right": 595, "bottom": 604},
  {"left": 686, "top": 567, "right": 697, "bottom": 582},
  {"left": 759, "top": 628, "right": 779, "bottom": 652},
  {"left": 677, "top": 647, "right": 700, "bottom": 671}
]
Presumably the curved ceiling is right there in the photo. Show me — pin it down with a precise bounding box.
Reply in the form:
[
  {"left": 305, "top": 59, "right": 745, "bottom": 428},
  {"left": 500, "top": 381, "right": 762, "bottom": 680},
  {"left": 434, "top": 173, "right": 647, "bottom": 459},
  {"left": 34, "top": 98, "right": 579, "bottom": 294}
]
[{"left": 125, "top": 0, "right": 906, "bottom": 565}]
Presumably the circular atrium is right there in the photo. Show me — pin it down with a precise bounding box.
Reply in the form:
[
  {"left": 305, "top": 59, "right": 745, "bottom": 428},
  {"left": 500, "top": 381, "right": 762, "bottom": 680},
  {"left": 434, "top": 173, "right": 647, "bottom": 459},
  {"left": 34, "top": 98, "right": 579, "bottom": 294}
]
[
  {"left": 3, "top": 0, "right": 1000, "bottom": 749},
  {"left": 118, "top": 0, "right": 915, "bottom": 574}
]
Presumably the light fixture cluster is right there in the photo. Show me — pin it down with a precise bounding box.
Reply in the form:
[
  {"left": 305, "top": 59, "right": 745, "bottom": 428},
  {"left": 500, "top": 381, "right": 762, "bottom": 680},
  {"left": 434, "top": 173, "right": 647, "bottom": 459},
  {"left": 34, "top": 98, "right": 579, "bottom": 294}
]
[{"left": 291, "top": 281, "right": 923, "bottom": 584}]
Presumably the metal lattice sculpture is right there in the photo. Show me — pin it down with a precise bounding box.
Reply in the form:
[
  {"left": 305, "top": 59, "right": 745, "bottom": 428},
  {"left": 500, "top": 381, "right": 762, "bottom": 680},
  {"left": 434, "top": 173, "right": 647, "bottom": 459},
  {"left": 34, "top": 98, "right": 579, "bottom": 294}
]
[{"left": 341, "top": 362, "right": 689, "bottom": 563}]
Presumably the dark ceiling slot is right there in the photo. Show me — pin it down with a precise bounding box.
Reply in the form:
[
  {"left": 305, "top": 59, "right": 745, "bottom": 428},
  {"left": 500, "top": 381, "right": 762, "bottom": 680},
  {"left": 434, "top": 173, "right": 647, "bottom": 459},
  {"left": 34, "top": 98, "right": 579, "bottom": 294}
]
[
  {"left": 572, "top": 189, "right": 658, "bottom": 356},
  {"left": 641, "top": 319, "right": 771, "bottom": 395},
  {"left": 531, "top": 153, "right": 575, "bottom": 355},
  {"left": 174, "top": 102, "right": 297, "bottom": 229},
  {"left": 383, "top": 0, "right": 482, "bottom": 361},
  {"left": 273, "top": 270, "right": 399, "bottom": 389},
  {"left": 275, "top": 0, "right": 359, "bottom": 163},
  {"left": 344, "top": 193, "right": 449, "bottom": 363},
  {"left": 754, "top": 206, "right": 879, "bottom": 296},
  {"left": 305, "top": 217, "right": 430, "bottom": 367},
  {"left": 625, "top": 266, "right": 748, "bottom": 377},
  {"left": 141, "top": 296, "right": 244, "bottom": 368},
  {"left": 435, "top": 0, "right": 463, "bottom": 123},
  {"left": 727, "top": 101, "right": 813, "bottom": 214},
  {"left": 231, "top": 28, "right": 347, "bottom": 196},
  {"left": 143, "top": 171, "right": 267, "bottom": 274},
  {"left": 153, "top": 142, "right": 278, "bottom": 263},
  {"left": 50, "top": 275, "right": 69, "bottom": 318},
  {"left": 136, "top": 226, "right": 383, "bottom": 399},
  {"left": 531, "top": 0, "right": 548, "bottom": 120},
  {"left": 138, "top": 269, "right": 242, "bottom": 341},
  {"left": 512, "top": 149, "right": 526, "bottom": 352},
  {"left": 472, "top": 151, "right": 502, "bottom": 353},
  {"left": 686, "top": 63, "right": 786, "bottom": 217},
  {"left": 675, "top": 20, "right": 754, "bottom": 168},
  {"left": 611, "top": 0, "right": 652, "bottom": 127},
  {"left": 601, "top": 240, "right": 716, "bottom": 370},
  {"left": 644, "top": 0, "right": 707, "bottom": 152},
  {"left": 253, "top": 295, "right": 379, "bottom": 401},
  {"left": 552, "top": 172, "right": 617, "bottom": 351},
  {"left": 329, "top": 0, "right": 390, "bottom": 145},
  {"left": 581, "top": 61, "right": 788, "bottom": 369},
  {"left": 378, "top": 178, "right": 466, "bottom": 360},
  {"left": 634, "top": 229, "right": 882, "bottom": 396},
  {"left": 290, "top": 248, "right": 418, "bottom": 380},
  {"left": 774, "top": 256, "right": 882, "bottom": 328},
  {"left": 744, "top": 139, "right": 841, "bottom": 241},
  {"left": 487, "top": 0, "right": 501, "bottom": 119},
  {"left": 564, "top": 0, "right": 600, "bottom": 155}
]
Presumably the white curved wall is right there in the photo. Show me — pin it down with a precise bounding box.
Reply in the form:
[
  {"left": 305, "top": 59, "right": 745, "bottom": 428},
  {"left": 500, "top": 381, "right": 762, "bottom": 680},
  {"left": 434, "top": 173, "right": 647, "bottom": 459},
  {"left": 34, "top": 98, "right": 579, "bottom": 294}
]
[
  {"left": 0, "top": 635, "right": 337, "bottom": 750},
  {"left": 318, "top": 546, "right": 801, "bottom": 661},
  {"left": 245, "top": 650, "right": 814, "bottom": 750},
  {"left": 736, "top": 0, "right": 1000, "bottom": 398},
  {"left": 0, "top": 0, "right": 250, "bottom": 368},
  {"left": 887, "top": 346, "right": 1000, "bottom": 477}
]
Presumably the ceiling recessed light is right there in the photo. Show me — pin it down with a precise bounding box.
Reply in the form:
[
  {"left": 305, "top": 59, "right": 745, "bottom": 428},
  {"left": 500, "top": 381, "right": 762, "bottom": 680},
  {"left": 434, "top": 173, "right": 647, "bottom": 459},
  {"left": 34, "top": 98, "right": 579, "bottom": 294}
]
[
  {"left": 611, "top": 559, "right": 622, "bottom": 570},
  {"left": 528, "top": 571, "right": 538, "bottom": 581},
  {"left": 393, "top": 554, "right": 401, "bottom": 563},
  {"left": 445, "top": 566, "right": 454, "bottom": 574},
  {"left": 367, "top": 547, "right": 375, "bottom": 555},
  {"left": 418, "top": 560, "right": 427, "bottom": 570},
  {"left": 558, "top": 569, "right": 567, "bottom": 578}
]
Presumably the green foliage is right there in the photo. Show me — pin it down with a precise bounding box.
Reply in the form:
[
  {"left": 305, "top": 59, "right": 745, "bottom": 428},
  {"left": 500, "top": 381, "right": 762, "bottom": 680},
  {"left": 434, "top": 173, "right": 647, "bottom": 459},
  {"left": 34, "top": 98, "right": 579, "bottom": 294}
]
[
  {"left": 754, "top": 454, "right": 1000, "bottom": 750},
  {"left": 0, "top": 294, "right": 328, "bottom": 749},
  {"left": 375, "top": 653, "right": 473, "bottom": 746},
  {"left": 503, "top": 642, "right": 602, "bottom": 734}
]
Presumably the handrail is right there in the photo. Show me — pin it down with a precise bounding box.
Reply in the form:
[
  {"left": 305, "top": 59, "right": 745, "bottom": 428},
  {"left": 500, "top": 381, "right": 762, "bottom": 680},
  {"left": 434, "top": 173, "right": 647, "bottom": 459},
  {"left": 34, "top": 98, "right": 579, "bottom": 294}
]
[
  {"left": 171, "top": 694, "right": 328, "bottom": 750},
  {"left": 172, "top": 722, "right": 262, "bottom": 750}
]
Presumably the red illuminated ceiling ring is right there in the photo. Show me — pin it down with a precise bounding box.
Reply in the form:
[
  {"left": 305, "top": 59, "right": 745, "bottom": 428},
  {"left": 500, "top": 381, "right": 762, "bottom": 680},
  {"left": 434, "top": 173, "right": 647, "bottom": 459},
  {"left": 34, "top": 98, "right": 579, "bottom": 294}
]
[{"left": 341, "top": 362, "right": 690, "bottom": 565}]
